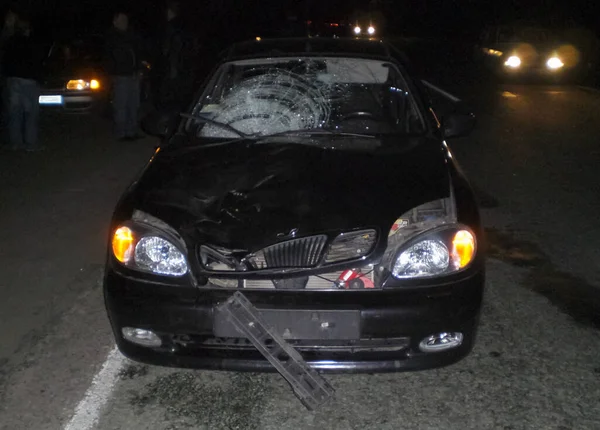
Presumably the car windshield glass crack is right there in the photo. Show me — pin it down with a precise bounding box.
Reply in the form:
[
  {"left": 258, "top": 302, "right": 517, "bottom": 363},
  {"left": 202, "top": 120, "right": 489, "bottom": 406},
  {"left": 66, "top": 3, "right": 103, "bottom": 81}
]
[{"left": 187, "top": 57, "right": 425, "bottom": 140}]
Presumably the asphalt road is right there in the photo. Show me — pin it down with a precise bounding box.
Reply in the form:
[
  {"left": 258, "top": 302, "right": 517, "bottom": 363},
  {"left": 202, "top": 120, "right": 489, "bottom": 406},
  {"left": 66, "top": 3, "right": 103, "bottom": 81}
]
[{"left": 1, "top": 77, "right": 600, "bottom": 429}]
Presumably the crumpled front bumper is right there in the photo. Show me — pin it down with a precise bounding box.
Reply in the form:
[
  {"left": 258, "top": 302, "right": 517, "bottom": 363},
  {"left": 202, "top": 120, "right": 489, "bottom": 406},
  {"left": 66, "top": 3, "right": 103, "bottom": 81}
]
[{"left": 104, "top": 266, "right": 484, "bottom": 373}]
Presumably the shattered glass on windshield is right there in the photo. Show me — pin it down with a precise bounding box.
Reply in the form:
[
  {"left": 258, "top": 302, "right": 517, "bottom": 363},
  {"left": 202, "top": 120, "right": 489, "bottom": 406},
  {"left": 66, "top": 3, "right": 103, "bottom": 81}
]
[{"left": 187, "top": 57, "right": 424, "bottom": 138}]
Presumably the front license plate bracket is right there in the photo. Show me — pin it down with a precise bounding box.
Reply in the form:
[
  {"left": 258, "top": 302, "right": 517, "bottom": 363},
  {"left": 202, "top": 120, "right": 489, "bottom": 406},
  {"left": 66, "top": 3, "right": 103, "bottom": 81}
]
[
  {"left": 216, "top": 292, "right": 336, "bottom": 410},
  {"left": 214, "top": 307, "right": 360, "bottom": 340}
]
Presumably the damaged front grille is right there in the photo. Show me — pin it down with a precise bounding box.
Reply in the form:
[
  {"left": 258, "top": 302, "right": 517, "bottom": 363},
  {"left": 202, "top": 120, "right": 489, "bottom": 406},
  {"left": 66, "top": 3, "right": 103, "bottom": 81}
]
[
  {"left": 258, "top": 235, "right": 328, "bottom": 268},
  {"left": 199, "top": 230, "right": 378, "bottom": 275},
  {"left": 209, "top": 266, "right": 377, "bottom": 290}
]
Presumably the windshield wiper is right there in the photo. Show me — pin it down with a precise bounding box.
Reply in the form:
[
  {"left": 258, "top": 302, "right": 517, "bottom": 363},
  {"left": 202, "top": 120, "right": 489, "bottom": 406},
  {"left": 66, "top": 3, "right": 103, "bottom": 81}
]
[
  {"left": 179, "top": 116, "right": 377, "bottom": 149},
  {"left": 259, "top": 129, "right": 376, "bottom": 140},
  {"left": 180, "top": 113, "right": 251, "bottom": 139}
]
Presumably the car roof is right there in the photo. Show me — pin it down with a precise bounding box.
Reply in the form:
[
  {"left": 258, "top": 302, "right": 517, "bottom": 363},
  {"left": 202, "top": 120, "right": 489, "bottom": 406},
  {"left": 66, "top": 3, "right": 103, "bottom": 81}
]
[{"left": 222, "top": 37, "right": 394, "bottom": 62}]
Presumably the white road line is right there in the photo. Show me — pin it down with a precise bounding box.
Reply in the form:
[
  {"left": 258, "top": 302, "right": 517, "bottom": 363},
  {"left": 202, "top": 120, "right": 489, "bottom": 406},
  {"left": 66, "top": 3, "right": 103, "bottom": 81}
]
[
  {"left": 63, "top": 346, "right": 125, "bottom": 430},
  {"left": 421, "top": 80, "right": 462, "bottom": 103}
]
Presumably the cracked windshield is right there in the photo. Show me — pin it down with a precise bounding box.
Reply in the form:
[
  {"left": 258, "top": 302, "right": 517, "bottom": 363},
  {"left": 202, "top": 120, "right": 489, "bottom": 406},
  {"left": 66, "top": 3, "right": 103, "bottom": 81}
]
[{"left": 189, "top": 57, "right": 424, "bottom": 138}]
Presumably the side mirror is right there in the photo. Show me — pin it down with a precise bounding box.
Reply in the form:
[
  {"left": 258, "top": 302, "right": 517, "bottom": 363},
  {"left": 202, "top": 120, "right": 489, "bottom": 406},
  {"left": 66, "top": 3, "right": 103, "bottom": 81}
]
[
  {"left": 443, "top": 109, "right": 476, "bottom": 139},
  {"left": 141, "top": 109, "right": 178, "bottom": 138}
]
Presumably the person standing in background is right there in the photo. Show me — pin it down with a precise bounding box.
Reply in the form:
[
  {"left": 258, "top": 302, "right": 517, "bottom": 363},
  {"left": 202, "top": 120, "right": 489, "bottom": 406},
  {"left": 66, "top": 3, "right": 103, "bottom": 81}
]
[
  {"left": 105, "top": 11, "right": 145, "bottom": 141},
  {"left": 3, "top": 15, "right": 44, "bottom": 152},
  {"left": 154, "top": 0, "right": 199, "bottom": 112}
]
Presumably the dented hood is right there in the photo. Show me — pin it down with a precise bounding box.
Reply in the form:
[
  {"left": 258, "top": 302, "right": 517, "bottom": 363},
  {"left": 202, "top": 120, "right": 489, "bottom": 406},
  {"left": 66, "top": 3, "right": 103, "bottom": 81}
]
[{"left": 128, "top": 137, "right": 451, "bottom": 251}]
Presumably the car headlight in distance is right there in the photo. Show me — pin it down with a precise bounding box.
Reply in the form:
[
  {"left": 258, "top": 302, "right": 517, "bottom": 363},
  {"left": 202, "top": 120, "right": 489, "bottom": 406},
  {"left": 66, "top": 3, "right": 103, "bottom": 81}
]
[
  {"left": 354, "top": 26, "right": 361, "bottom": 35},
  {"left": 111, "top": 225, "right": 188, "bottom": 276},
  {"left": 504, "top": 56, "right": 521, "bottom": 68},
  {"left": 367, "top": 26, "right": 375, "bottom": 35},
  {"left": 546, "top": 57, "right": 564, "bottom": 70},
  {"left": 484, "top": 48, "right": 503, "bottom": 57},
  {"left": 66, "top": 79, "right": 100, "bottom": 90},
  {"left": 392, "top": 228, "right": 476, "bottom": 278}
]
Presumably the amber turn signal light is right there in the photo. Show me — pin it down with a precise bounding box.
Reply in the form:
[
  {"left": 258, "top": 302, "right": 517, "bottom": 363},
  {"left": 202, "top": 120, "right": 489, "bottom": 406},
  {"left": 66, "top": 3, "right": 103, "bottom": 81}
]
[
  {"left": 452, "top": 230, "right": 475, "bottom": 269},
  {"left": 112, "top": 226, "right": 135, "bottom": 263}
]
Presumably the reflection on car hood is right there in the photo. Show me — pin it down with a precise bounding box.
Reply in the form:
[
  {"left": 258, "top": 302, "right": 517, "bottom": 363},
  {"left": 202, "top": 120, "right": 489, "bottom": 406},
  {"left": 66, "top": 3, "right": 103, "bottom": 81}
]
[{"left": 127, "top": 136, "right": 450, "bottom": 251}]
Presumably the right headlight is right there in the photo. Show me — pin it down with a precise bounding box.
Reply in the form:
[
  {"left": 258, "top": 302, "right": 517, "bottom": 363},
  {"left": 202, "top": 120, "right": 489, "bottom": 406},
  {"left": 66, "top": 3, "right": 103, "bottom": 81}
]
[{"left": 134, "top": 236, "right": 188, "bottom": 276}]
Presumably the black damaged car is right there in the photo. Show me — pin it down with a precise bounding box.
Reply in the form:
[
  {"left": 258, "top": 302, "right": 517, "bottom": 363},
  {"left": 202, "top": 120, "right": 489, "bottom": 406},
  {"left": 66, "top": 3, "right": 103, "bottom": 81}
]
[{"left": 104, "top": 37, "right": 484, "bottom": 373}]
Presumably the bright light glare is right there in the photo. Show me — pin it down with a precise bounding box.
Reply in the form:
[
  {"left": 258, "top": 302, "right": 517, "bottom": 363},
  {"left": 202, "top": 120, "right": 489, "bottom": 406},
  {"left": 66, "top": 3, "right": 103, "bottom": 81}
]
[
  {"left": 90, "top": 79, "right": 100, "bottom": 90},
  {"left": 451, "top": 230, "right": 475, "bottom": 269},
  {"left": 112, "top": 226, "right": 134, "bottom": 263},
  {"left": 367, "top": 26, "right": 375, "bottom": 35},
  {"left": 546, "top": 57, "right": 564, "bottom": 69},
  {"left": 354, "top": 26, "right": 361, "bottom": 35},
  {"left": 504, "top": 56, "right": 521, "bottom": 68}
]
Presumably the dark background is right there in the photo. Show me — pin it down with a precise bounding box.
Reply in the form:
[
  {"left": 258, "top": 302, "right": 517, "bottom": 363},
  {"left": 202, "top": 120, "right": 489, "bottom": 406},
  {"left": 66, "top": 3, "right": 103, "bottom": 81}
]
[{"left": 3, "top": 0, "right": 599, "bottom": 43}]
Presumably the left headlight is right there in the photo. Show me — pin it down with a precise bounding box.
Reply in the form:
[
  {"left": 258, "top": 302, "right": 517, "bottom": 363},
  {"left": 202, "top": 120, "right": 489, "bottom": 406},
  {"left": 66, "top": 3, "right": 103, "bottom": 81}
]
[
  {"left": 111, "top": 224, "right": 188, "bottom": 277},
  {"left": 383, "top": 197, "right": 477, "bottom": 279},
  {"left": 392, "top": 227, "right": 476, "bottom": 278}
]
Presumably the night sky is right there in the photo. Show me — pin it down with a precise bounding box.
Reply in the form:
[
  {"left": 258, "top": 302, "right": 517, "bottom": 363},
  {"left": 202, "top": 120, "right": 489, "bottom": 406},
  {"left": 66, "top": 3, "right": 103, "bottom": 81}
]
[{"left": 3, "top": 0, "right": 599, "bottom": 42}]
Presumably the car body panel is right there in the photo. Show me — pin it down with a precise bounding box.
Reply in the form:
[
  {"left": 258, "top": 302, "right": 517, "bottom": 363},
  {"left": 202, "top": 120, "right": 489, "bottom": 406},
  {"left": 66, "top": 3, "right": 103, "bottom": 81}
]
[
  {"left": 121, "top": 137, "right": 450, "bottom": 253},
  {"left": 104, "top": 266, "right": 483, "bottom": 372},
  {"left": 104, "top": 37, "right": 484, "bottom": 373}
]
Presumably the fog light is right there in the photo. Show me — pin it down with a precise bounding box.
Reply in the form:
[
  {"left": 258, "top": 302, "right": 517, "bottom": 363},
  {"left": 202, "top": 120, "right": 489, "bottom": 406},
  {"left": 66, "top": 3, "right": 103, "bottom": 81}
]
[
  {"left": 419, "top": 332, "right": 463, "bottom": 352},
  {"left": 122, "top": 327, "right": 162, "bottom": 347}
]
